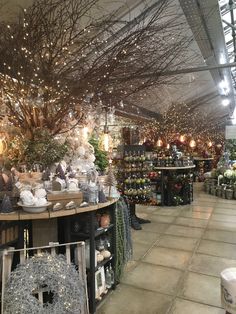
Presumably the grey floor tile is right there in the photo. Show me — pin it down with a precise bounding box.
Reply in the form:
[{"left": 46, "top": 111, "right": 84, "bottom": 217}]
[
  {"left": 157, "top": 235, "right": 198, "bottom": 251},
  {"left": 97, "top": 284, "right": 172, "bottom": 314},
  {"left": 170, "top": 298, "right": 225, "bottom": 314},
  {"left": 124, "top": 260, "right": 139, "bottom": 273},
  {"left": 132, "top": 242, "right": 151, "bottom": 261},
  {"left": 194, "top": 197, "right": 218, "bottom": 203},
  {"left": 121, "top": 262, "right": 182, "bottom": 295},
  {"left": 189, "top": 205, "right": 214, "bottom": 213},
  {"left": 141, "top": 222, "right": 169, "bottom": 233},
  {"left": 132, "top": 230, "right": 160, "bottom": 246},
  {"left": 179, "top": 210, "right": 211, "bottom": 219},
  {"left": 208, "top": 221, "right": 236, "bottom": 232},
  {"left": 197, "top": 239, "right": 236, "bottom": 259},
  {"left": 143, "top": 246, "right": 192, "bottom": 270},
  {"left": 203, "top": 229, "right": 236, "bottom": 244},
  {"left": 175, "top": 217, "right": 208, "bottom": 228},
  {"left": 99, "top": 186, "right": 236, "bottom": 313},
  {"left": 165, "top": 225, "right": 204, "bottom": 238},
  {"left": 192, "top": 201, "right": 217, "bottom": 207},
  {"left": 189, "top": 253, "right": 236, "bottom": 277},
  {"left": 215, "top": 202, "right": 236, "bottom": 209},
  {"left": 147, "top": 214, "right": 176, "bottom": 224},
  {"left": 211, "top": 214, "right": 236, "bottom": 223},
  {"left": 152, "top": 208, "right": 182, "bottom": 216},
  {"left": 214, "top": 208, "right": 236, "bottom": 216},
  {"left": 180, "top": 272, "right": 221, "bottom": 307},
  {"left": 136, "top": 205, "right": 158, "bottom": 213}
]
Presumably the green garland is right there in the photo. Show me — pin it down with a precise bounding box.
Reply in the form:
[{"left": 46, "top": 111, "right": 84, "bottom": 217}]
[{"left": 115, "top": 197, "right": 132, "bottom": 283}]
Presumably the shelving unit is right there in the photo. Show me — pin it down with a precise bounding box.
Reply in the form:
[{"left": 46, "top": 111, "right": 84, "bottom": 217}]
[
  {"left": 116, "top": 145, "right": 161, "bottom": 205},
  {"left": 0, "top": 199, "right": 118, "bottom": 314},
  {"left": 155, "top": 166, "right": 195, "bottom": 206},
  {"left": 58, "top": 202, "right": 117, "bottom": 314}
]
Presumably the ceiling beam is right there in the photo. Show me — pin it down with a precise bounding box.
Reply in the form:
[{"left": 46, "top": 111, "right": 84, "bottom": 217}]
[{"left": 113, "top": 62, "right": 236, "bottom": 80}]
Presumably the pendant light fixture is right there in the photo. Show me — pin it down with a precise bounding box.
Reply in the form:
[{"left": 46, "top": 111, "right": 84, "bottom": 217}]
[{"left": 99, "top": 107, "right": 113, "bottom": 152}]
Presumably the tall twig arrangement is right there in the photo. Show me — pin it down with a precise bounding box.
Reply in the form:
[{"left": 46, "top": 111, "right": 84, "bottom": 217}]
[
  {"left": 0, "top": 0, "right": 197, "bottom": 138},
  {"left": 141, "top": 102, "right": 225, "bottom": 145}
]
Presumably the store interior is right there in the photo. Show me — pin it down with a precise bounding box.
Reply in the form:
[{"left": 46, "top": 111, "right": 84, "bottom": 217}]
[{"left": 0, "top": 0, "right": 236, "bottom": 313}]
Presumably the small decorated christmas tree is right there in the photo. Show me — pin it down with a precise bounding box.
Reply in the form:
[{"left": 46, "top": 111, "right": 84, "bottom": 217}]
[
  {"left": 104, "top": 166, "right": 117, "bottom": 197},
  {"left": 0, "top": 195, "right": 14, "bottom": 213}
]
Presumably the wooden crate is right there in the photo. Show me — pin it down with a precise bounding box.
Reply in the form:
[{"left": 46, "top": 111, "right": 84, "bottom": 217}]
[{"left": 47, "top": 191, "right": 83, "bottom": 207}]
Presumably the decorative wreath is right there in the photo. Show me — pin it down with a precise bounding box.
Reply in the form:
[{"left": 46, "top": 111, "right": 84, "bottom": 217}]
[{"left": 4, "top": 253, "right": 85, "bottom": 314}]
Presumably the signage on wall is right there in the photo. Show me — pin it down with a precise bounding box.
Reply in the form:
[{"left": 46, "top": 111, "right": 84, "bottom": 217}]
[{"left": 225, "top": 126, "right": 236, "bottom": 139}]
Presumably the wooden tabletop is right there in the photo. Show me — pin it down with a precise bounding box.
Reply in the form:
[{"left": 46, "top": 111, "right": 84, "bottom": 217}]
[
  {"left": 154, "top": 165, "right": 196, "bottom": 170},
  {"left": 0, "top": 199, "right": 118, "bottom": 221},
  {"left": 193, "top": 157, "right": 213, "bottom": 161}
]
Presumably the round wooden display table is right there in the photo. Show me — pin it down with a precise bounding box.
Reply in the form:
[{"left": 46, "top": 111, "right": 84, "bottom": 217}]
[
  {"left": 0, "top": 198, "right": 118, "bottom": 314},
  {"left": 155, "top": 165, "right": 195, "bottom": 206},
  {"left": 0, "top": 199, "right": 117, "bottom": 221},
  {"left": 0, "top": 199, "right": 117, "bottom": 247}
]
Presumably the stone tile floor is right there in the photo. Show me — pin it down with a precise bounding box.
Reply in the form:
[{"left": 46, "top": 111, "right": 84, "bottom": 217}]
[{"left": 97, "top": 183, "right": 235, "bottom": 314}]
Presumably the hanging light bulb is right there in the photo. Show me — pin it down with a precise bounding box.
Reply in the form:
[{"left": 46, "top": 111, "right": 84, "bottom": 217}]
[
  {"left": 179, "top": 135, "right": 185, "bottom": 143},
  {"left": 189, "top": 139, "right": 196, "bottom": 148},
  {"left": 157, "top": 139, "right": 163, "bottom": 147},
  {"left": 208, "top": 141, "right": 213, "bottom": 148},
  {"left": 166, "top": 143, "right": 170, "bottom": 149},
  {"left": 99, "top": 107, "right": 113, "bottom": 152}
]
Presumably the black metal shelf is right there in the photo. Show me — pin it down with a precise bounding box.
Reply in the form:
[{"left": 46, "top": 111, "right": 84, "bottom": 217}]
[
  {"left": 70, "top": 224, "right": 114, "bottom": 240},
  {"left": 95, "top": 224, "right": 114, "bottom": 238},
  {"left": 95, "top": 254, "right": 114, "bottom": 272}
]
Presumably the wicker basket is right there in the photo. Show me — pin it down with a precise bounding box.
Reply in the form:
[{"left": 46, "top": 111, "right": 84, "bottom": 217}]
[
  {"left": 225, "top": 189, "right": 234, "bottom": 200},
  {"left": 216, "top": 186, "right": 222, "bottom": 197},
  {"left": 210, "top": 186, "right": 216, "bottom": 196}
]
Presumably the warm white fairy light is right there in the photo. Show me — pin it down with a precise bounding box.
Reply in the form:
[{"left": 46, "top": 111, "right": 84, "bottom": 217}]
[{"left": 4, "top": 253, "right": 85, "bottom": 313}]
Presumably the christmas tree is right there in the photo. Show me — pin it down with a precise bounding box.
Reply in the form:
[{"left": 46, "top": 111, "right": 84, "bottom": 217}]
[{"left": 104, "top": 166, "right": 117, "bottom": 197}]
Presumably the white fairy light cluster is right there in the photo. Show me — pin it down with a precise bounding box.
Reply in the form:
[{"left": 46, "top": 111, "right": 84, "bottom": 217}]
[{"left": 4, "top": 253, "right": 85, "bottom": 314}]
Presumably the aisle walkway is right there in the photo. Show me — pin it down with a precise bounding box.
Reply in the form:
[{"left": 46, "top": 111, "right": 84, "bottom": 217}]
[{"left": 98, "top": 183, "right": 236, "bottom": 314}]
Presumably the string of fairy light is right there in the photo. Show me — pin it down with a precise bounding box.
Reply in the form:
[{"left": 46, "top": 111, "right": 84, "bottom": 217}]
[
  {"left": 0, "top": 0, "right": 201, "bottom": 140},
  {"left": 141, "top": 102, "right": 225, "bottom": 152}
]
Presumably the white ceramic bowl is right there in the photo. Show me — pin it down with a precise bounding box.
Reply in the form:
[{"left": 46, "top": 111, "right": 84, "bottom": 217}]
[{"left": 17, "top": 202, "right": 52, "bottom": 213}]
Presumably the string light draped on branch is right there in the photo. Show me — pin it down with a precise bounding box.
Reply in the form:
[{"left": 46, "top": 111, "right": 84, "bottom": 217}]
[
  {"left": 141, "top": 102, "right": 225, "bottom": 146},
  {"left": 0, "top": 0, "right": 197, "bottom": 138}
]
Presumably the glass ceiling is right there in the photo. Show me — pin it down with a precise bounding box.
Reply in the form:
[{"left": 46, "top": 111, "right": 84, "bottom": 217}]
[{"left": 219, "top": 0, "right": 236, "bottom": 87}]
